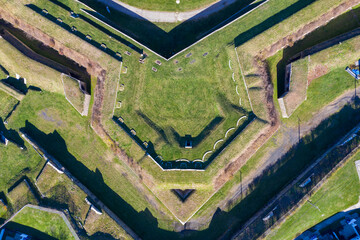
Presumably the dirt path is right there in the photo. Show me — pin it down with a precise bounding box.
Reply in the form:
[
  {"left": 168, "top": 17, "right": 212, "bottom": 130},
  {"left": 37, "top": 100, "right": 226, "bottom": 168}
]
[{"left": 95, "top": 0, "right": 237, "bottom": 22}]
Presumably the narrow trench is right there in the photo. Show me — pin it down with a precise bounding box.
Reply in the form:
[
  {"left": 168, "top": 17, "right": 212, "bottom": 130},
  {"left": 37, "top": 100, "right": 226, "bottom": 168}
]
[{"left": 0, "top": 20, "right": 91, "bottom": 94}]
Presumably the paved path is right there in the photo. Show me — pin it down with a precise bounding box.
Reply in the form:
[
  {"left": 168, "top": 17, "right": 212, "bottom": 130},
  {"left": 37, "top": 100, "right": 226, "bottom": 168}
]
[
  {"left": 82, "top": 94, "right": 91, "bottom": 116},
  {"left": 95, "top": 0, "right": 237, "bottom": 22}
]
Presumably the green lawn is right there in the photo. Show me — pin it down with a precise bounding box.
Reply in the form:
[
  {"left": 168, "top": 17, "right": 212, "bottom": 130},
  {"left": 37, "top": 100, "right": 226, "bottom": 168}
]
[
  {"left": 0, "top": 90, "right": 18, "bottom": 119},
  {"left": 11, "top": 206, "right": 75, "bottom": 240},
  {"left": 0, "top": 37, "right": 63, "bottom": 94},
  {"left": 7, "top": 181, "right": 38, "bottom": 211},
  {"left": 116, "top": 46, "right": 251, "bottom": 161},
  {"left": 267, "top": 32, "right": 360, "bottom": 126},
  {"left": 108, "top": 0, "right": 216, "bottom": 12},
  {"left": 0, "top": 0, "right": 358, "bottom": 237},
  {"left": 61, "top": 74, "right": 85, "bottom": 115},
  {"left": 36, "top": 163, "right": 89, "bottom": 222},
  {"left": 265, "top": 149, "right": 360, "bottom": 240}
]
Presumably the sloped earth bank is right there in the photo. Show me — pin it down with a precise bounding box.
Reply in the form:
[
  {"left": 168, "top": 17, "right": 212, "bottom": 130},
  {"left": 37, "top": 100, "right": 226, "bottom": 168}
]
[
  {"left": 259, "top": 0, "right": 360, "bottom": 59},
  {"left": 0, "top": 0, "right": 358, "bottom": 233},
  {"left": 187, "top": 0, "right": 360, "bottom": 230},
  {"left": 0, "top": 6, "right": 169, "bottom": 228}
]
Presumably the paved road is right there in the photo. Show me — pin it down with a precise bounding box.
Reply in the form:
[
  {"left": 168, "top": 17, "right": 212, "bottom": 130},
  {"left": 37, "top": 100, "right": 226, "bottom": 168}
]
[{"left": 95, "top": 0, "right": 237, "bottom": 22}]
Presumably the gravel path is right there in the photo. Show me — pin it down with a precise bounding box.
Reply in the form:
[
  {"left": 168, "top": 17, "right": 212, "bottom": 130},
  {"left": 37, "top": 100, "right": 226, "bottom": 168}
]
[{"left": 95, "top": 0, "right": 237, "bottom": 22}]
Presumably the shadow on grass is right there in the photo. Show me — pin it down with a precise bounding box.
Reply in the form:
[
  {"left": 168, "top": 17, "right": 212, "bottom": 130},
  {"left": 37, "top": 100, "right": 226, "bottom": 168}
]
[
  {"left": 0, "top": 117, "right": 24, "bottom": 148},
  {"left": 2, "top": 77, "right": 28, "bottom": 94},
  {"left": 89, "top": 232, "right": 118, "bottom": 240},
  {"left": 234, "top": 0, "right": 317, "bottom": 47},
  {"left": 4, "top": 222, "right": 58, "bottom": 240},
  {"left": 275, "top": 7, "right": 360, "bottom": 97},
  {"left": 18, "top": 101, "right": 360, "bottom": 239},
  {"left": 0, "top": 21, "right": 91, "bottom": 92},
  {"left": 36, "top": 0, "right": 266, "bottom": 58},
  {"left": 170, "top": 116, "right": 224, "bottom": 148}
]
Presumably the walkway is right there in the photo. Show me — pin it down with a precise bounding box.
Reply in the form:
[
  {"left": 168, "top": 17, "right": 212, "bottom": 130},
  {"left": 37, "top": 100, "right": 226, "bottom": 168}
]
[{"left": 96, "top": 0, "right": 237, "bottom": 22}]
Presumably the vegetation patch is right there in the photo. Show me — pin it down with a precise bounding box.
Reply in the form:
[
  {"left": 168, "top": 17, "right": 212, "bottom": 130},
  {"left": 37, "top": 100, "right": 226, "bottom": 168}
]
[
  {"left": 84, "top": 210, "right": 132, "bottom": 240},
  {"left": 36, "top": 162, "right": 89, "bottom": 222},
  {"left": 10, "top": 206, "right": 75, "bottom": 240},
  {"left": 61, "top": 74, "right": 86, "bottom": 115},
  {"left": 7, "top": 180, "right": 38, "bottom": 211}
]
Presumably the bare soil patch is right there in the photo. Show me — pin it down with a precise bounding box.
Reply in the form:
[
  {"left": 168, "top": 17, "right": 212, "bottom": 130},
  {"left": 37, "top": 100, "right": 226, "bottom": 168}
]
[{"left": 308, "top": 64, "right": 328, "bottom": 84}]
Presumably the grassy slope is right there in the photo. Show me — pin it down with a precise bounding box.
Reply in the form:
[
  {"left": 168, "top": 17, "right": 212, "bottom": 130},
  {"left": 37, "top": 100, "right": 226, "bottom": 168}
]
[
  {"left": 268, "top": 33, "right": 360, "bottom": 127},
  {"left": 283, "top": 57, "right": 308, "bottom": 116},
  {"left": 0, "top": 91, "right": 18, "bottom": 119},
  {"left": 6, "top": 91, "right": 175, "bottom": 226},
  {"left": 265, "top": 149, "right": 360, "bottom": 240},
  {"left": 112, "top": 0, "right": 216, "bottom": 12},
  {"left": 116, "top": 45, "right": 249, "bottom": 161},
  {"left": 0, "top": 0, "right": 355, "bottom": 235},
  {"left": 62, "top": 74, "right": 85, "bottom": 114},
  {"left": 0, "top": 143, "right": 43, "bottom": 194},
  {"left": 0, "top": 38, "right": 63, "bottom": 94},
  {"left": 11, "top": 206, "right": 75, "bottom": 240},
  {"left": 36, "top": 163, "right": 89, "bottom": 222},
  {"left": 7, "top": 181, "right": 38, "bottom": 211}
]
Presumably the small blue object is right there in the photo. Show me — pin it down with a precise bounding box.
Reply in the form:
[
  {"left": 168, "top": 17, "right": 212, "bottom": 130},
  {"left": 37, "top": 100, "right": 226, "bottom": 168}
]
[{"left": 352, "top": 69, "right": 360, "bottom": 76}]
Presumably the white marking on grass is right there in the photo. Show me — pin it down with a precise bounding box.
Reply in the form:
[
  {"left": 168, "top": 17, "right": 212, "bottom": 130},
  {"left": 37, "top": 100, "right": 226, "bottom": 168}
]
[
  {"left": 229, "top": 59, "right": 232, "bottom": 70},
  {"left": 235, "top": 47, "right": 253, "bottom": 112},
  {"left": 239, "top": 98, "right": 242, "bottom": 106},
  {"left": 225, "top": 127, "right": 235, "bottom": 138},
  {"left": 236, "top": 85, "right": 240, "bottom": 95},
  {"left": 232, "top": 72, "right": 235, "bottom": 82},
  {"left": 237, "top": 116, "right": 247, "bottom": 126},
  {"left": 213, "top": 139, "right": 224, "bottom": 149},
  {"left": 202, "top": 150, "right": 213, "bottom": 161}
]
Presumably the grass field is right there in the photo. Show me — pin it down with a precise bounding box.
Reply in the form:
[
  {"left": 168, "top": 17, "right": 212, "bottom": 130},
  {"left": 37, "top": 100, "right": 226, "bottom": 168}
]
[
  {"left": 115, "top": 45, "right": 251, "bottom": 161},
  {"left": 7, "top": 180, "right": 38, "bottom": 211},
  {"left": 107, "top": 0, "right": 217, "bottom": 12},
  {"left": 36, "top": 163, "right": 89, "bottom": 222},
  {"left": 10, "top": 206, "right": 75, "bottom": 240},
  {"left": 0, "top": 37, "right": 63, "bottom": 94},
  {"left": 84, "top": 210, "right": 133, "bottom": 240},
  {"left": 0, "top": 90, "right": 18, "bottom": 118},
  {"left": 61, "top": 74, "right": 85, "bottom": 115},
  {"left": 265, "top": 149, "right": 360, "bottom": 240},
  {"left": 280, "top": 58, "right": 308, "bottom": 117},
  {"left": 0, "top": 0, "right": 358, "bottom": 238}
]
